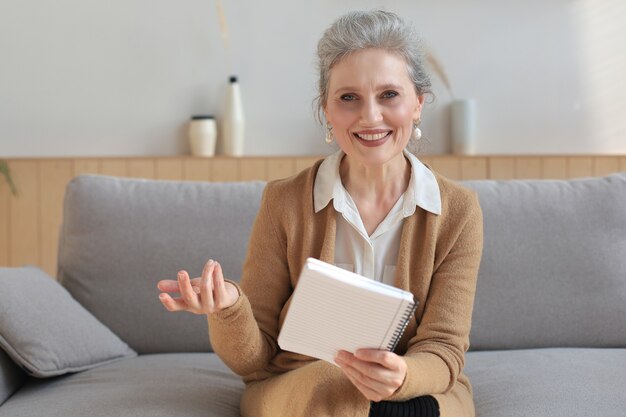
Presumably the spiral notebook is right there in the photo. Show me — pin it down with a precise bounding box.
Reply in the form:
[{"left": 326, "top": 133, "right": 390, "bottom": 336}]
[{"left": 277, "top": 257, "right": 417, "bottom": 365}]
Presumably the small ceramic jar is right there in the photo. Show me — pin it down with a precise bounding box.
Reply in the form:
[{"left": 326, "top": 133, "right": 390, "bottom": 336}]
[{"left": 189, "top": 115, "right": 217, "bottom": 157}]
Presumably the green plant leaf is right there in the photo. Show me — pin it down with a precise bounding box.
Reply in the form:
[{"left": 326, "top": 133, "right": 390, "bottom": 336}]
[{"left": 0, "top": 160, "right": 18, "bottom": 196}]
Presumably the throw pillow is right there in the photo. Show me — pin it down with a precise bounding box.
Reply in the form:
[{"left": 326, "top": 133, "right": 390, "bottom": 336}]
[{"left": 0, "top": 266, "right": 137, "bottom": 378}]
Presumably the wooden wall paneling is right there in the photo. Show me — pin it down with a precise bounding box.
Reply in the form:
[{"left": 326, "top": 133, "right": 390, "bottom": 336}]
[
  {"left": 460, "top": 158, "right": 488, "bottom": 180},
  {"left": 0, "top": 172, "right": 9, "bottom": 265},
  {"left": 515, "top": 157, "right": 542, "bottom": 179},
  {"left": 429, "top": 157, "right": 461, "bottom": 180},
  {"left": 156, "top": 159, "right": 184, "bottom": 180},
  {"left": 100, "top": 159, "right": 128, "bottom": 177},
  {"left": 73, "top": 159, "right": 100, "bottom": 177},
  {"left": 542, "top": 158, "right": 568, "bottom": 179},
  {"left": 568, "top": 157, "right": 594, "bottom": 178},
  {"left": 488, "top": 157, "right": 515, "bottom": 179},
  {"left": 4, "top": 154, "right": 626, "bottom": 274},
  {"left": 9, "top": 161, "right": 40, "bottom": 267},
  {"left": 593, "top": 156, "right": 620, "bottom": 177},
  {"left": 183, "top": 159, "right": 212, "bottom": 181},
  {"left": 128, "top": 159, "right": 156, "bottom": 179},
  {"left": 239, "top": 159, "right": 267, "bottom": 181},
  {"left": 211, "top": 159, "right": 239, "bottom": 182},
  {"left": 39, "top": 160, "right": 73, "bottom": 278},
  {"left": 295, "top": 157, "right": 322, "bottom": 174},
  {"left": 267, "top": 158, "right": 296, "bottom": 181}
]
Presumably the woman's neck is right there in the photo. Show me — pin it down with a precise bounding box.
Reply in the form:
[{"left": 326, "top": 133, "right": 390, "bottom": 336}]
[{"left": 339, "top": 152, "right": 411, "bottom": 204}]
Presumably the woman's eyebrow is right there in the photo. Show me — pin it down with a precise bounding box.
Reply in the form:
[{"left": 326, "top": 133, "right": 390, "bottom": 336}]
[
  {"left": 333, "top": 84, "right": 405, "bottom": 94},
  {"left": 334, "top": 87, "right": 357, "bottom": 94},
  {"left": 378, "top": 83, "right": 404, "bottom": 91}
]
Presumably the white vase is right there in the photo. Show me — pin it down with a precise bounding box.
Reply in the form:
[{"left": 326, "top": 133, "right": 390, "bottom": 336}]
[
  {"left": 189, "top": 116, "right": 217, "bottom": 157},
  {"left": 222, "top": 75, "right": 245, "bottom": 156},
  {"left": 451, "top": 99, "right": 477, "bottom": 155}
]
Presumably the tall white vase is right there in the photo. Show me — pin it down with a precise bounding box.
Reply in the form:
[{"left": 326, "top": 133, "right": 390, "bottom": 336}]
[
  {"left": 451, "top": 99, "right": 476, "bottom": 155},
  {"left": 222, "top": 75, "right": 245, "bottom": 156}
]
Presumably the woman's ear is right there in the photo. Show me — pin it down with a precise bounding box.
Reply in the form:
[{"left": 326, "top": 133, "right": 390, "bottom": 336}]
[
  {"left": 323, "top": 107, "right": 331, "bottom": 125},
  {"left": 413, "top": 94, "right": 425, "bottom": 119}
]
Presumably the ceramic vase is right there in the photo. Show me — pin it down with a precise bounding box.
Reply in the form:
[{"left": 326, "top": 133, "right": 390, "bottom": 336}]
[
  {"left": 222, "top": 75, "right": 245, "bottom": 156},
  {"left": 189, "top": 115, "right": 217, "bottom": 157},
  {"left": 451, "top": 99, "right": 476, "bottom": 155}
]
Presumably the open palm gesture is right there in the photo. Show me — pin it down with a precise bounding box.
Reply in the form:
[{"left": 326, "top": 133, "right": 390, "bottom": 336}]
[{"left": 157, "top": 259, "right": 239, "bottom": 315}]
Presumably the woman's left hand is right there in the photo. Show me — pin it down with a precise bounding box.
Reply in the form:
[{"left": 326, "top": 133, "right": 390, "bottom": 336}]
[{"left": 334, "top": 349, "right": 407, "bottom": 402}]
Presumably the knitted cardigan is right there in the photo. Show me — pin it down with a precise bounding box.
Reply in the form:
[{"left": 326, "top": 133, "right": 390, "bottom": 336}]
[{"left": 208, "top": 159, "right": 484, "bottom": 417}]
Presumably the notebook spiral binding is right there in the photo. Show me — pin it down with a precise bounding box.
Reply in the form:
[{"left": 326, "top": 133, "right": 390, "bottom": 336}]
[{"left": 386, "top": 301, "right": 418, "bottom": 352}]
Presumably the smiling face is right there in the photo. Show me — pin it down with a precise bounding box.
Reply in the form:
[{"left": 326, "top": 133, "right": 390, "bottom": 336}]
[{"left": 323, "top": 48, "right": 425, "bottom": 167}]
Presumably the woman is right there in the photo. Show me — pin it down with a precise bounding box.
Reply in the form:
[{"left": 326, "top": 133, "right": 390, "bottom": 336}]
[{"left": 157, "top": 10, "right": 483, "bottom": 417}]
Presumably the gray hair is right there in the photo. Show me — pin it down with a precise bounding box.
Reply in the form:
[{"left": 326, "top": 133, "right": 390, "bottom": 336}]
[{"left": 314, "top": 10, "right": 432, "bottom": 126}]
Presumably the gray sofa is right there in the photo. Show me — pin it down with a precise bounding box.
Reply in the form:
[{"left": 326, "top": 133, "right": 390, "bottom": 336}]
[{"left": 1, "top": 170, "right": 625, "bottom": 417}]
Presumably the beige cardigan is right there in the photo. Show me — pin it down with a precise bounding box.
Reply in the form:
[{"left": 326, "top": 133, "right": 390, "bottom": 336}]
[{"left": 208, "top": 159, "right": 484, "bottom": 417}]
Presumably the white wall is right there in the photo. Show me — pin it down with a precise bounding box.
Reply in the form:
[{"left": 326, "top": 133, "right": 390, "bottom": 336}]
[{"left": 1, "top": 0, "right": 624, "bottom": 157}]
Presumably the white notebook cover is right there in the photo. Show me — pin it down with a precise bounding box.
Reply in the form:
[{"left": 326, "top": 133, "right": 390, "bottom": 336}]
[{"left": 277, "top": 257, "right": 417, "bottom": 365}]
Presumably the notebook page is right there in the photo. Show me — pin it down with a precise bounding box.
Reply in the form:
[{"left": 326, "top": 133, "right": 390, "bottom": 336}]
[
  {"left": 307, "top": 257, "right": 413, "bottom": 300},
  {"left": 278, "top": 258, "right": 415, "bottom": 365}
]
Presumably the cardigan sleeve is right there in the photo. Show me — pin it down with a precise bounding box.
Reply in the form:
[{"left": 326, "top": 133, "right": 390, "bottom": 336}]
[
  {"left": 207, "top": 183, "right": 292, "bottom": 376},
  {"left": 387, "top": 190, "right": 484, "bottom": 401}
]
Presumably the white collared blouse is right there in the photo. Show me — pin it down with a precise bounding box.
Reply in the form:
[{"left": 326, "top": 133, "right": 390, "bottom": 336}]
[{"left": 313, "top": 149, "right": 442, "bottom": 284}]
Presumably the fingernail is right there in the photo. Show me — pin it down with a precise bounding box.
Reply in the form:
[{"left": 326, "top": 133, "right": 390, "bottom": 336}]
[{"left": 159, "top": 294, "right": 166, "bottom": 299}]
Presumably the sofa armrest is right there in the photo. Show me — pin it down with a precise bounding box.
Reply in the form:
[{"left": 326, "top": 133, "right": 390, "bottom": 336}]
[{"left": 0, "top": 348, "right": 26, "bottom": 406}]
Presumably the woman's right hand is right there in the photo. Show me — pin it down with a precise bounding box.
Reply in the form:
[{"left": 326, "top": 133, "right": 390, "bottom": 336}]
[{"left": 157, "top": 259, "right": 239, "bottom": 315}]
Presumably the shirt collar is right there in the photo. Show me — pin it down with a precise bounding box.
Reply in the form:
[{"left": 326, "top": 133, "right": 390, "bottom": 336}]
[{"left": 313, "top": 149, "right": 441, "bottom": 216}]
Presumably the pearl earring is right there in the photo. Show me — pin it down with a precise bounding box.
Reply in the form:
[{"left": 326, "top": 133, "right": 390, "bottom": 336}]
[
  {"left": 413, "top": 120, "right": 422, "bottom": 141},
  {"left": 325, "top": 124, "right": 334, "bottom": 144}
]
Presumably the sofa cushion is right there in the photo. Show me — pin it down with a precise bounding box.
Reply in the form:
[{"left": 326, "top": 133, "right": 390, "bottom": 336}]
[
  {"left": 0, "top": 353, "right": 244, "bottom": 417},
  {"left": 465, "top": 348, "right": 626, "bottom": 417},
  {"left": 463, "top": 173, "right": 626, "bottom": 350},
  {"left": 58, "top": 175, "right": 266, "bottom": 354},
  {"left": 0, "top": 266, "right": 137, "bottom": 378},
  {"left": 0, "top": 349, "right": 25, "bottom": 407}
]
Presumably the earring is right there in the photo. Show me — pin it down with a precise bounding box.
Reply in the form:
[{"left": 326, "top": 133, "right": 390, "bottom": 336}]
[
  {"left": 413, "top": 119, "right": 422, "bottom": 141},
  {"left": 325, "top": 124, "right": 334, "bottom": 144}
]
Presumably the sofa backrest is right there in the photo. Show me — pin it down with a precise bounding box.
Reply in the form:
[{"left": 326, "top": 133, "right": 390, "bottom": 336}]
[
  {"left": 59, "top": 172, "right": 626, "bottom": 355},
  {"left": 58, "top": 175, "right": 266, "bottom": 354},
  {"left": 463, "top": 172, "right": 626, "bottom": 350}
]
